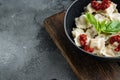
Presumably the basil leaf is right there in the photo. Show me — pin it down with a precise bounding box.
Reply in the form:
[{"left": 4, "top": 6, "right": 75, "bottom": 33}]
[
  {"left": 85, "top": 13, "right": 99, "bottom": 33},
  {"left": 85, "top": 13, "right": 120, "bottom": 34},
  {"left": 97, "top": 21, "right": 101, "bottom": 34},
  {"left": 85, "top": 13, "right": 98, "bottom": 27},
  {"left": 100, "top": 20, "right": 106, "bottom": 28},
  {"left": 100, "top": 20, "right": 106, "bottom": 32},
  {"left": 103, "top": 21, "right": 120, "bottom": 33}
]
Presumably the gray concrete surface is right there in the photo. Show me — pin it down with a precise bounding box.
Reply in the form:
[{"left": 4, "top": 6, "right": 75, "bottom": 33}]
[{"left": 0, "top": 0, "right": 77, "bottom": 80}]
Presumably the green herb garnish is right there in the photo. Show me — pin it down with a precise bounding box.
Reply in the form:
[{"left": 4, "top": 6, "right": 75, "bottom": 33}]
[
  {"left": 85, "top": 13, "right": 120, "bottom": 34},
  {"left": 102, "top": 21, "right": 120, "bottom": 33}
]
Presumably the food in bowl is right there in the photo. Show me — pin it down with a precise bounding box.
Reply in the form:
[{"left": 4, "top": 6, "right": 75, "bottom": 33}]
[{"left": 72, "top": 0, "right": 120, "bottom": 57}]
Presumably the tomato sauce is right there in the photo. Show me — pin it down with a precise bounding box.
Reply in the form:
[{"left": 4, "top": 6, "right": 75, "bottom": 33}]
[
  {"left": 80, "top": 34, "right": 94, "bottom": 52},
  {"left": 91, "top": 0, "right": 111, "bottom": 10},
  {"left": 109, "top": 35, "right": 120, "bottom": 52}
]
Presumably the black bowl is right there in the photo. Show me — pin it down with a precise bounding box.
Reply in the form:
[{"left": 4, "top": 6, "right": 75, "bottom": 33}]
[{"left": 64, "top": 0, "right": 120, "bottom": 61}]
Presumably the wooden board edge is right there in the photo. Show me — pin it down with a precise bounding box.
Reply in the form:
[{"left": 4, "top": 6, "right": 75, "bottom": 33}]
[{"left": 44, "top": 16, "right": 83, "bottom": 80}]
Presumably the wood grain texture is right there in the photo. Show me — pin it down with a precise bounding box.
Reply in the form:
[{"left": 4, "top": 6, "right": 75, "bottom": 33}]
[{"left": 44, "top": 11, "right": 120, "bottom": 80}]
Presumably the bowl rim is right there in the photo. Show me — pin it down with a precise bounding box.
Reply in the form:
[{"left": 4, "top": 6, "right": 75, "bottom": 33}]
[{"left": 64, "top": 0, "right": 120, "bottom": 59}]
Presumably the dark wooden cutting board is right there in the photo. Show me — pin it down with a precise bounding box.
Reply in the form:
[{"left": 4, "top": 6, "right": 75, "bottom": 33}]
[{"left": 44, "top": 11, "right": 120, "bottom": 80}]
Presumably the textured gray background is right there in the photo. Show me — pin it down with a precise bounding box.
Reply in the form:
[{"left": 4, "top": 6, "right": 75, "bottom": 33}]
[{"left": 0, "top": 0, "right": 77, "bottom": 80}]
